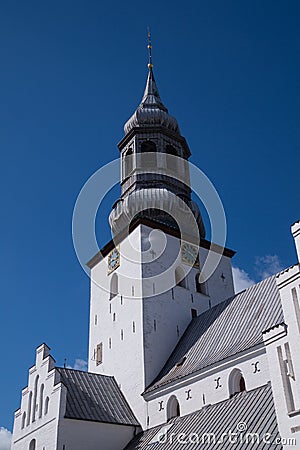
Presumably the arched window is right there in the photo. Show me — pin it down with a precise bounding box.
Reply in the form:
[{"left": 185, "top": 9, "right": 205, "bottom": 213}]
[
  {"left": 140, "top": 141, "right": 157, "bottom": 168},
  {"left": 26, "top": 391, "right": 32, "bottom": 426},
  {"left": 110, "top": 273, "right": 118, "bottom": 300},
  {"left": 141, "top": 140, "right": 156, "bottom": 153},
  {"left": 39, "top": 384, "right": 44, "bottom": 419},
  {"left": 124, "top": 148, "right": 134, "bottom": 178},
  {"left": 229, "top": 369, "right": 246, "bottom": 397},
  {"left": 175, "top": 267, "right": 186, "bottom": 288},
  {"left": 165, "top": 145, "right": 178, "bottom": 172},
  {"left": 21, "top": 412, "right": 26, "bottom": 429},
  {"left": 29, "top": 439, "right": 36, "bottom": 450},
  {"left": 167, "top": 396, "right": 180, "bottom": 421},
  {"left": 44, "top": 397, "right": 49, "bottom": 415},
  {"left": 32, "top": 375, "right": 39, "bottom": 422},
  {"left": 195, "top": 273, "right": 208, "bottom": 295}
]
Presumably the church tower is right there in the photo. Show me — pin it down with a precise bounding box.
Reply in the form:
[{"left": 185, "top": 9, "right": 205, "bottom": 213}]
[{"left": 87, "top": 41, "right": 235, "bottom": 428}]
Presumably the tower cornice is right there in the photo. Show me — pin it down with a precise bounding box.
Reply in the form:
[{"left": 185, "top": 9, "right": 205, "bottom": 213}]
[{"left": 87, "top": 217, "right": 235, "bottom": 269}]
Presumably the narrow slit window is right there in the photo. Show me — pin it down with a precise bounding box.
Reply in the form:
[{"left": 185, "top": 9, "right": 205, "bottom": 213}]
[
  {"left": 175, "top": 267, "right": 186, "bottom": 288},
  {"left": 292, "top": 288, "right": 300, "bottom": 332},
  {"left": 110, "top": 273, "right": 118, "bottom": 300},
  {"left": 191, "top": 308, "right": 197, "bottom": 318},
  {"left": 195, "top": 273, "right": 208, "bottom": 295},
  {"left": 96, "top": 343, "right": 103, "bottom": 365},
  {"left": 277, "top": 345, "right": 295, "bottom": 413},
  {"left": 44, "top": 397, "right": 49, "bottom": 415},
  {"left": 124, "top": 148, "right": 134, "bottom": 178}
]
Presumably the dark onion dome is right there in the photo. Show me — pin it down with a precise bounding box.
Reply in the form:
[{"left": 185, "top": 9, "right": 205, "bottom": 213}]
[
  {"left": 109, "top": 188, "right": 205, "bottom": 238},
  {"left": 124, "top": 68, "right": 180, "bottom": 135}
]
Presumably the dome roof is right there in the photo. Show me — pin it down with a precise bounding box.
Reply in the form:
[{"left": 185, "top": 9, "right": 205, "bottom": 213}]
[
  {"left": 124, "top": 68, "right": 180, "bottom": 135},
  {"left": 109, "top": 188, "right": 205, "bottom": 238}
]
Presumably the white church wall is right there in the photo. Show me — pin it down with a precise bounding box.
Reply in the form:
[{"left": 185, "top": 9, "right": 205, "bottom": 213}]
[
  {"left": 144, "top": 346, "right": 269, "bottom": 429},
  {"left": 264, "top": 252, "right": 300, "bottom": 448},
  {"left": 140, "top": 224, "right": 235, "bottom": 388},
  {"left": 12, "top": 344, "right": 66, "bottom": 450},
  {"left": 57, "top": 419, "right": 137, "bottom": 450},
  {"left": 88, "top": 222, "right": 236, "bottom": 430},
  {"left": 199, "top": 246, "right": 235, "bottom": 306},
  {"left": 88, "top": 226, "right": 148, "bottom": 428}
]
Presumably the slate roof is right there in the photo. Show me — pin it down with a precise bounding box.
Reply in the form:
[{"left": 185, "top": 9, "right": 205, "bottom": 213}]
[
  {"left": 146, "top": 276, "right": 283, "bottom": 393},
  {"left": 55, "top": 368, "right": 139, "bottom": 426},
  {"left": 125, "top": 383, "right": 282, "bottom": 449}
]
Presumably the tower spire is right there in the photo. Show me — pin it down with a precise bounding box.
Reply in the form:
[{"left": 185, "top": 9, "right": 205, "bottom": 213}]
[{"left": 147, "top": 27, "right": 153, "bottom": 69}]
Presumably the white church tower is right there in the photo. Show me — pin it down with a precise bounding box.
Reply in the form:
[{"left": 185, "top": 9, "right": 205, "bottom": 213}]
[
  {"left": 11, "top": 40, "right": 300, "bottom": 450},
  {"left": 87, "top": 45, "right": 235, "bottom": 428}
]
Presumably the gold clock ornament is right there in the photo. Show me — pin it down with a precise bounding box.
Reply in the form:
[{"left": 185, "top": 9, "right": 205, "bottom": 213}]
[
  {"left": 181, "top": 241, "right": 200, "bottom": 268},
  {"left": 108, "top": 247, "right": 120, "bottom": 273}
]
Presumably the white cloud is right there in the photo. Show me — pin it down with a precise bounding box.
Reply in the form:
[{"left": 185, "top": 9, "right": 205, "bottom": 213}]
[
  {"left": 67, "top": 359, "right": 88, "bottom": 371},
  {"left": 255, "top": 254, "right": 283, "bottom": 279},
  {"left": 0, "top": 427, "right": 12, "bottom": 450},
  {"left": 232, "top": 254, "right": 283, "bottom": 294},
  {"left": 232, "top": 266, "right": 255, "bottom": 293}
]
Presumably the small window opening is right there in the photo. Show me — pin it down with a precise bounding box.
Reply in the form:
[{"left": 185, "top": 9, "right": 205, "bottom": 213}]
[
  {"left": 29, "top": 439, "right": 36, "bottom": 450},
  {"left": 175, "top": 267, "right": 186, "bottom": 288},
  {"left": 110, "top": 273, "right": 118, "bottom": 300},
  {"left": 191, "top": 308, "right": 197, "bottom": 318},
  {"left": 165, "top": 145, "right": 177, "bottom": 172},
  {"left": 229, "top": 369, "right": 246, "bottom": 397},
  {"left": 167, "top": 396, "right": 180, "bottom": 421},
  {"left": 96, "top": 343, "right": 103, "bottom": 365},
  {"left": 124, "top": 147, "right": 134, "bottom": 177},
  {"left": 21, "top": 412, "right": 26, "bottom": 429},
  {"left": 44, "top": 397, "right": 49, "bottom": 415},
  {"left": 195, "top": 273, "right": 207, "bottom": 295},
  {"left": 140, "top": 141, "right": 157, "bottom": 168}
]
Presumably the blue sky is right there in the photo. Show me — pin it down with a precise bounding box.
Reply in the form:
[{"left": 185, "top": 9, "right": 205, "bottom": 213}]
[{"left": 0, "top": 0, "right": 299, "bottom": 435}]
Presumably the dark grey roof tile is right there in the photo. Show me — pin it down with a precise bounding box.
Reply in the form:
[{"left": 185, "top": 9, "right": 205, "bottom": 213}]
[
  {"left": 125, "top": 384, "right": 282, "bottom": 450},
  {"left": 55, "top": 368, "right": 139, "bottom": 426},
  {"left": 146, "top": 276, "right": 283, "bottom": 393}
]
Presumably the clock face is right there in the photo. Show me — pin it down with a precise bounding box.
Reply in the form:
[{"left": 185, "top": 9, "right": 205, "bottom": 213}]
[
  {"left": 108, "top": 247, "right": 120, "bottom": 273},
  {"left": 181, "top": 242, "right": 200, "bottom": 268}
]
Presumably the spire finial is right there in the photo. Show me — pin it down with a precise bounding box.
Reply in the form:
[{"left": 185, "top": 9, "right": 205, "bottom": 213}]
[{"left": 147, "top": 27, "right": 153, "bottom": 69}]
